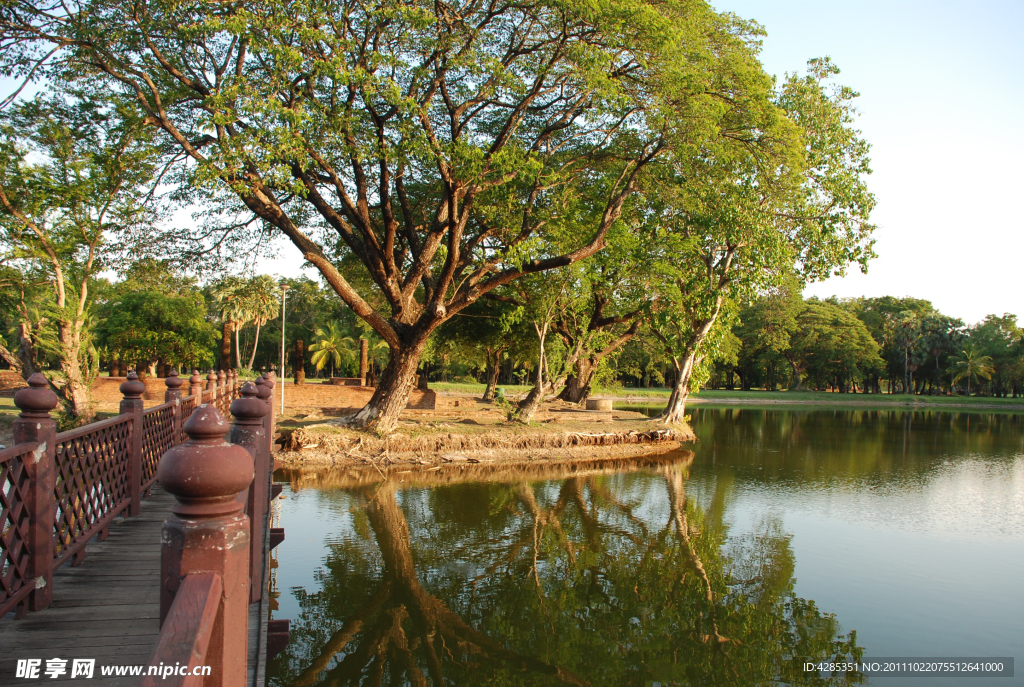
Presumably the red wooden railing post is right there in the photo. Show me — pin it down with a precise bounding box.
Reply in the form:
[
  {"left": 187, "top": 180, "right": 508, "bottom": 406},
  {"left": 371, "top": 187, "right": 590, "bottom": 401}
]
[
  {"left": 229, "top": 382, "right": 268, "bottom": 603},
  {"left": 121, "top": 370, "right": 146, "bottom": 516},
  {"left": 206, "top": 370, "right": 218, "bottom": 398},
  {"left": 218, "top": 370, "right": 226, "bottom": 394},
  {"left": 158, "top": 405, "right": 253, "bottom": 686},
  {"left": 189, "top": 370, "right": 204, "bottom": 398},
  {"left": 13, "top": 373, "right": 59, "bottom": 613},
  {"left": 165, "top": 370, "right": 184, "bottom": 446}
]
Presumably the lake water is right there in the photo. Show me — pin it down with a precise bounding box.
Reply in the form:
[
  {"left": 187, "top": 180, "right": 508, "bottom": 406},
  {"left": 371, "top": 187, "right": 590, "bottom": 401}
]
[{"left": 267, "top": 408, "right": 1024, "bottom": 686}]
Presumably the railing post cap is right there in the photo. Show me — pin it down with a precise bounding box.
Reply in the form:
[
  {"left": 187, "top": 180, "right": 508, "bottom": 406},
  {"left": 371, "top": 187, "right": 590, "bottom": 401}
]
[
  {"left": 13, "top": 373, "right": 59, "bottom": 417},
  {"left": 158, "top": 405, "right": 254, "bottom": 516},
  {"left": 207, "top": 370, "right": 218, "bottom": 383},
  {"left": 189, "top": 370, "right": 203, "bottom": 386},
  {"left": 230, "top": 382, "right": 267, "bottom": 419},
  {"left": 218, "top": 370, "right": 227, "bottom": 382},
  {"left": 119, "top": 370, "right": 146, "bottom": 399},
  {"left": 251, "top": 376, "right": 272, "bottom": 403},
  {"left": 165, "top": 369, "right": 184, "bottom": 390},
  {"left": 261, "top": 372, "right": 276, "bottom": 389},
  {"left": 253, "top": 376, "right": 272, "bottom": 400}
]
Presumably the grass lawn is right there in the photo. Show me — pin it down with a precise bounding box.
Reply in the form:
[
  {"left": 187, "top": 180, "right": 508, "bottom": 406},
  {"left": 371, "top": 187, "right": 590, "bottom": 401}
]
[
  {"left": 430, "top": 382, "right": 672, "bottom": 398},
  {"left": 429, "top": 382, "right": 1024, "bottom": 410},
  {"left": 687, "top": 389, "right": 1024, "bottom": 408}
]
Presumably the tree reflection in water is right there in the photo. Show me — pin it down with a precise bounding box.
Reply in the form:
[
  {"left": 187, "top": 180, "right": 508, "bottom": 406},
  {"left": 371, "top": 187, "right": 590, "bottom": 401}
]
[{"left": 271, "top": 454, "right": 862, "bottom": 686}]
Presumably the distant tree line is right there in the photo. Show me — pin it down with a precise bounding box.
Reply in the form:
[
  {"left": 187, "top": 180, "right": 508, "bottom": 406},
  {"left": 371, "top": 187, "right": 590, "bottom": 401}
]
[{"left": 703, "top": 284, "right": 1022, "bottom": 397}]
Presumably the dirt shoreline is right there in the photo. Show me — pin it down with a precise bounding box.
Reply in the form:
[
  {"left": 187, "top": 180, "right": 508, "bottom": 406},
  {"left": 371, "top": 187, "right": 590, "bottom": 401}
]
[{"left": 274, "top": 407, "right": 694, "bottom": 468}]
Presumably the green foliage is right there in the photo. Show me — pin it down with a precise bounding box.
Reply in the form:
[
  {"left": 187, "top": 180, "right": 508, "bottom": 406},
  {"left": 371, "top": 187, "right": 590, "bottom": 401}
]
[
  {"left": 0, "top": 92, "right": 161, "bottom": 416},
  {"left": 948, "top": 342, "right": 995, "bottom": 397},
  {"left": 789, "top": 300, "right": 883, "bottom": 391},
  {"left": 307, "top": 322, "right": 356, "bottom": 377},
  {"left": 96, "top": 291, "right": 217, "bottom": 370},
  {"left": 644, "top": 57, "right": 875, "bottom": 415}
]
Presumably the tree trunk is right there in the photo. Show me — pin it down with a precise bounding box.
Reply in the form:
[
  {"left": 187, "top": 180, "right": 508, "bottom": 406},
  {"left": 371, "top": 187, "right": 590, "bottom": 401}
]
[
  {"left": 359, "top": 338, "right": 368, "bottom": 386},
  {"left": 294, "top": 339, "right": 306, "bottom": 384},
  {"left": 557, "top": 358, "right": 596, "bottom": 405},
  {"left": 348, "top": 336, "right": 429, "bottom": 432},
  {"left": 16, "top": 322, "right": 39, "bottom": 379},
  {"left": 787, "top": 358, "right": 806, "bottom": 390},
  {"left": 482, "top": 349, "right": 500, "bottom": 401},
  {"left": 246, "top": 321, "right": 262, "bottom": 369},
  {"left": 56, "top": 322, "right": 94, "bottom": 421},
  {"left": 657, "top": 352, "right": 699, "bottom": 425},
  {"left": 234, "top": 326, "right": 242, "bottom": 369},
  {"left": 513, "top": 323, "right": 549, "bottom": 423},
  {"left": 220, "top": 322, "right": 232, "bottom": 371},
  {"left": 0, "top": 340, "right": 22, "bottom": 374}
]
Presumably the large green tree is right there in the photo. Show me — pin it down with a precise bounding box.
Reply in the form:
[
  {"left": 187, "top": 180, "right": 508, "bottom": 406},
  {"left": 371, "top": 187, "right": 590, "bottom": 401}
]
[
  {"left": 788, "top": 300, "right": 883, "bottom": 392},
  {"left": 646, "top": 59, "right": 876, "bottom": 423},
  {"left": 0, "top": 94, "right": 158, "bottom": 420},
  {"left": 1, "top": 0, "right": 784, "bottom": 431},
  {"left": 96, "top": 290, "right": 218, "bottom": 373}
]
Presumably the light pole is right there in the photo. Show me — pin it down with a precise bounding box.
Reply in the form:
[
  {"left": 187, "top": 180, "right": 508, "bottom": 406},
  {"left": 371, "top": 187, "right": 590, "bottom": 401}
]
[{"left": 280, "top": 283, "right": 290, "bottom": 414}]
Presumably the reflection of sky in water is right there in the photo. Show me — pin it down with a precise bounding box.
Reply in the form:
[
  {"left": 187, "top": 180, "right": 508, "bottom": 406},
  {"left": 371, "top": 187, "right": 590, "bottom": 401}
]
[
  {"left": 684, "top": 409, "right": 1024, "bottom": 687},
  {"left": 272, "top": 409, "right": 1024, "bottom": 687}
]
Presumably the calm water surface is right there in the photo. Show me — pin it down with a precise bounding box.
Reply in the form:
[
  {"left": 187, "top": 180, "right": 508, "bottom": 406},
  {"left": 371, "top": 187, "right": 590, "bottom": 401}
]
[{"left": 268, "top": 408, "right": 1024, "bottom": 686}]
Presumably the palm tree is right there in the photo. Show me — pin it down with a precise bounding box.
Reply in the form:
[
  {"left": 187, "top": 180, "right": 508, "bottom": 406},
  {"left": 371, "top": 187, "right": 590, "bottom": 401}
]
[
  {"left": 948, "top": 342, "right": 994, "bottom": 396},
  {"left": 308, "top": 322, "right": 356, "bottom": 378},
  {"left": 212, "top": 277, "right": 249, "bottom": 369},
  {"left": 242, "top": 275, "right": 281, "bottom": 370}
]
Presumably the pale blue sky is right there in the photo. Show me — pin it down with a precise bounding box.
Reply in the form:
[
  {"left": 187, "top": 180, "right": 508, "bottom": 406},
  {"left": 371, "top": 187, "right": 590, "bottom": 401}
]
[{"left": 713, "top": 0, "right": 1024, "bottom": 324}]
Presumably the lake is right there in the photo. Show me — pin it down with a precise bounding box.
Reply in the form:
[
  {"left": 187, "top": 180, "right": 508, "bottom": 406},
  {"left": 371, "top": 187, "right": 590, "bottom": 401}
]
[{"left": 267, "top": 407, "right": 1024, "bottom": 686}]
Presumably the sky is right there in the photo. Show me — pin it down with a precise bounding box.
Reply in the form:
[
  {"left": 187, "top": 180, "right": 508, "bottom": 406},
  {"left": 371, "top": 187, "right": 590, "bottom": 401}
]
[
  {"left": 710, "top": 0, "right": 1024, "bottom": 324},
  {"left": 253, "top": 0, "right": 1024, "bottom": 325}
]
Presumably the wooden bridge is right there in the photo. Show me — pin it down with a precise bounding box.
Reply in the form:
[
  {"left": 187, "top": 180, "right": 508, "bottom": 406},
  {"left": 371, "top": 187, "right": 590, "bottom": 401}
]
[{"left": 1, "top": 370, "right": 288, "bottom": 686}]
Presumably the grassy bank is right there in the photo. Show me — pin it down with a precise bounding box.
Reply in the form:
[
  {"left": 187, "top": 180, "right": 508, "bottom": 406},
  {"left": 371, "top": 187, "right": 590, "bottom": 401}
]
[
  {"left": 431, "top": 383, "right": 1024, "bottom": 410},
  {"left": 686, "top": 389, "right": 1024, "bottom": 409}
]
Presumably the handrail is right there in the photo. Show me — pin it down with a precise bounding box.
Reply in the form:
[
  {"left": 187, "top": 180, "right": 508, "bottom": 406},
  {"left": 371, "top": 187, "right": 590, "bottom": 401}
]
[
  {"left": 54, "top": 412, "right": 132, "bottom": 444},
  {"left": 0, "top": 440, "right": 38, "bottom": 465},
  {"left": 140, "top": 573, "right": 222, "bottom": 687},
  {"left": 143, "top": 400, "right": 175, "bottom": 416}
]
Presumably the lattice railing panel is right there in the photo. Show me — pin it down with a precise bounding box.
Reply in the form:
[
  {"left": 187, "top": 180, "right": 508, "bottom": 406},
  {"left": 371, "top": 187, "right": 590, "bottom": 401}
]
[
  {"left": 142, "top": 403, "right": 176, "bottom": 488},
  {"left": 214, "top": 388, "right": 234, "bottom": 418},
  {"left": 53, "top": 416, "right": 132, "bottom": 565},
  {"left": 1, "top": 443, "right": 36, "bottom": 616}
]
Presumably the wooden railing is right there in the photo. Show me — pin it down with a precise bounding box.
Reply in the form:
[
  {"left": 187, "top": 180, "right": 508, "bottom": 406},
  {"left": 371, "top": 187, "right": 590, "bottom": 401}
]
[
  {"left": 0, "top": 368, "right": 243, "bottom": 619},
  {"left": 142, "top": 372, "right": 284, "bottom": 687},
  {"left": 52, "top": 413, "right": 134, "bottom": 568}
]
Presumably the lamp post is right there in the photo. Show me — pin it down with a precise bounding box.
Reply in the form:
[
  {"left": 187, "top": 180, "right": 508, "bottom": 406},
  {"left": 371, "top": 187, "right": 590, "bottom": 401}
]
[{"left": 280, "top": 283, "right": 290, "bottom": 415}]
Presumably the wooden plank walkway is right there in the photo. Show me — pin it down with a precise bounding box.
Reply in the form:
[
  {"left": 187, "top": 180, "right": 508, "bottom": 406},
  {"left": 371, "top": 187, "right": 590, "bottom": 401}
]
[
  {"left": 0, "top": 486, "right": 269, "bottom": 687},
  {"left": 0, "top": 487, "right": 170, "bottom": 686}
]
